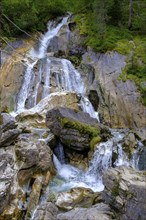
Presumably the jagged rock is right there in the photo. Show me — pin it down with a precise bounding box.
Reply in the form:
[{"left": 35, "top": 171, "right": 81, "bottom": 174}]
[
  {"left": 0, "top": 152, "right": 15, "bottom": 214},
  {"left": 17, "top": 91, "right": 80, "bottom": 128},
  {"left": 57, "top": 203, "right": 114, "bottom": 220},
  {"left": 56, "top": 187, "right": 101, "bottom": 210},
  {"left": 0, "top": 113, "right": 22, "bottom": 147},
  {"left": 0, "top": 128, "right": 22, "bottom": 147},
  {"left": 46, "top": 107, "right": 101, "bottom": 151},
  {"left": 102, "top": 166, "right": 146, "bottom": 220},
  {"left": 25, "top": 176, "right": 43, "bottom": 219},
  {"left": 32, "top": 202, "right": 58, "bottom": 220},
  {"left": 16, "top": 140, "right": 55, "bottom": 185}
]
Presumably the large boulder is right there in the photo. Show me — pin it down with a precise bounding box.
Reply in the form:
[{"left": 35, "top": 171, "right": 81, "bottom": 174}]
[
  {"left": 102, "top": 166, "right": 146, "bottom": 220},
  {"left": 46, "top": 107, "right": 101, "bottom": 151},
  {"left": 56, "top": 187, "right": 101, "bottom": 210},
  {"left": 15, "top": 139, "right": 55, "bottom": 185}
]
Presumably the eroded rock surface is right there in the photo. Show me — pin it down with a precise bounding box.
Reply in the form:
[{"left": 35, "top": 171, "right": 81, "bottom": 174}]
[{"left": 102, "top": 166, "right": 146, "bottom": 220}]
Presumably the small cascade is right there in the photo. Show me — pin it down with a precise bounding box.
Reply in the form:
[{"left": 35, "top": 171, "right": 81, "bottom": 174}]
[
  {"left": 53, "top": 140, "right": 66, "bottom": 164},
  {"left": 80, "top": 96, "right": 100, "bottom": 121},
  {"left": 16, "top": 60, "right": 37, "bottom": 112},
  {"left": 41, "top": 58, "right": 51, "bottom": 99},
  {"left": 30, "top": 16, "right": 69, "bottom": 59},
  {"left": 61, "top": 59, "right": 85, "bottom": 93},
  {"left": 53, "top": 154, "right": 104, "bottom": 192}
]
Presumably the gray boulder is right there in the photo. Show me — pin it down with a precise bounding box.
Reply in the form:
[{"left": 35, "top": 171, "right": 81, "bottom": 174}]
[{"left": 46, "top": 107, "right": 101, "bottom": 151}]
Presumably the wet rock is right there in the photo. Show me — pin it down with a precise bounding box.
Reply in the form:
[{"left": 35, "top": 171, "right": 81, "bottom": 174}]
[
  {"left": 32, "top": 202, "right": 58, "bottom": 220},
  {"left": 57, "top": 203, "right": 114, "bottom": 220},
  {"left": 56, "top": 187, "right": 101, "bottom": 210},
  {"left": 46, "top": 107, "right": 101, "bottom": 151},
  {"left": 138, "top": 146, "right": 146, "bottom": 170},
  {"left": 102, "top": 166, "right": 146, "bottom": 220}
]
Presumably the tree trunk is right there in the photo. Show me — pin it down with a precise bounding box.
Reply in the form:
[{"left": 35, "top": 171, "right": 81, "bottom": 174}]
[{"left": 128, "top": 0, "right": 133, "bottom": 29}]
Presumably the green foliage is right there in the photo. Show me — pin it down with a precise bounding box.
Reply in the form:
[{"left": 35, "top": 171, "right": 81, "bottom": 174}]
[
  {"left": 118, "top": 36, "right": 146, "bottom": 105},
  {"left": 1, "top": 0, "right": 67, "bottom": 36}
]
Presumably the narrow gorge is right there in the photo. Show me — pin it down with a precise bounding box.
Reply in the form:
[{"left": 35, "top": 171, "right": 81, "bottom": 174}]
[{"left": 0, "top": 15, "right": 146, "bottom": 220}]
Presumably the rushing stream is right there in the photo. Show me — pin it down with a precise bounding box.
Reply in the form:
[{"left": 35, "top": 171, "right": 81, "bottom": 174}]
[{"left": 13, "top": 16, "right": 143, "bottom": 218}]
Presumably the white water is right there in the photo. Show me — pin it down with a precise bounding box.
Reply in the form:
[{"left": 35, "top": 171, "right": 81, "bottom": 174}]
[
  {"left": 52, "top": 129, "right": 142, "bottom": 193},
  {"left": 16, "top": 16, "right": 69, "bottom": 113},
  {"left": 80, "top": 96, "right": 100, "bottom": 121},
  {"left": 30, "top": 17, "right": 69, "bottom": 59}
]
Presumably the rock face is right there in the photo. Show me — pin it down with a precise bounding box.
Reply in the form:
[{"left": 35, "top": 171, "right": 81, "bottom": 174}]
[
  {"left": 46, "top": 107, "right": 101, "bottom": 151},
  {"left": 0, "top": 57, "right": 24, "bottom": 112},
  {"left": 57, "top": 203, "right": 114, "bottom": 220},
  {"left": 102, "top": 166, "right": 146, "bottom": 220},
  {"left": 82, "top": 49, "right": 146, "bottom": 130}
]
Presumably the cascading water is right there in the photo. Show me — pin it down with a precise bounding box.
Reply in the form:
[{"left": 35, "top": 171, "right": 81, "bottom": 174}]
[
  {"left": 15, "top": 16, "right": 69, "bottom": 112},
  {"left": 13, "top": 15, "right": 143, "bottom": 216},
  {"left": 80, "top": 96, "right": 100, "bottom": 121}
]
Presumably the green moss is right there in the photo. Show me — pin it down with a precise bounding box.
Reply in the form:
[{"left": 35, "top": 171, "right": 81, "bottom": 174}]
[
  {"left": 68, "top": 55, "right": 82, "bottom": 67},
  {"left": 111, "top": 184, "right": 119, "bottom": 197},
  {"left": 61, "top": 117, "right": 99, "bottom": 138},
  {"left": 90, "top": 136, "right": 101, "bottom": 151}
]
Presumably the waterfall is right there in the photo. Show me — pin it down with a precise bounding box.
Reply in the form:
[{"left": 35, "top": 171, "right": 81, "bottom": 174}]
[
  {"left": 80, "top": 96, "right": 100, "bottom": 121},
  {"left": 61, "top": 59, "right": 85, "bottom": 93},
  {"left": 16, "top": 60, "right": 37, "bottom": 111},
  {"left": 14, "top": 14, "right": 143, "bottom": 198}
]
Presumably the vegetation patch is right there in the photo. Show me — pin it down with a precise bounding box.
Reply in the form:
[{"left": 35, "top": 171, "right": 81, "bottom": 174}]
[
  {"left": 90, "top": 136, "right": 101, "bottom": 151},
  {"left": 118, "top": 36, "right": 146, "bottom": 105}
]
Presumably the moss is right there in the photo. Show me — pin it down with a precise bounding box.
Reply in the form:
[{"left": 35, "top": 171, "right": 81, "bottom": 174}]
[
  {"left": 111, "top": 184, "right": 119, "bottom": 197},
  {"left": 60, "top": 117, "right": 99, "bottom": 138},
  {"left": 90, "top": 136, "right": 101, "bottom": 151},
  {"left": 68, "top": 55, "right": 82, "bottom": 67}
]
